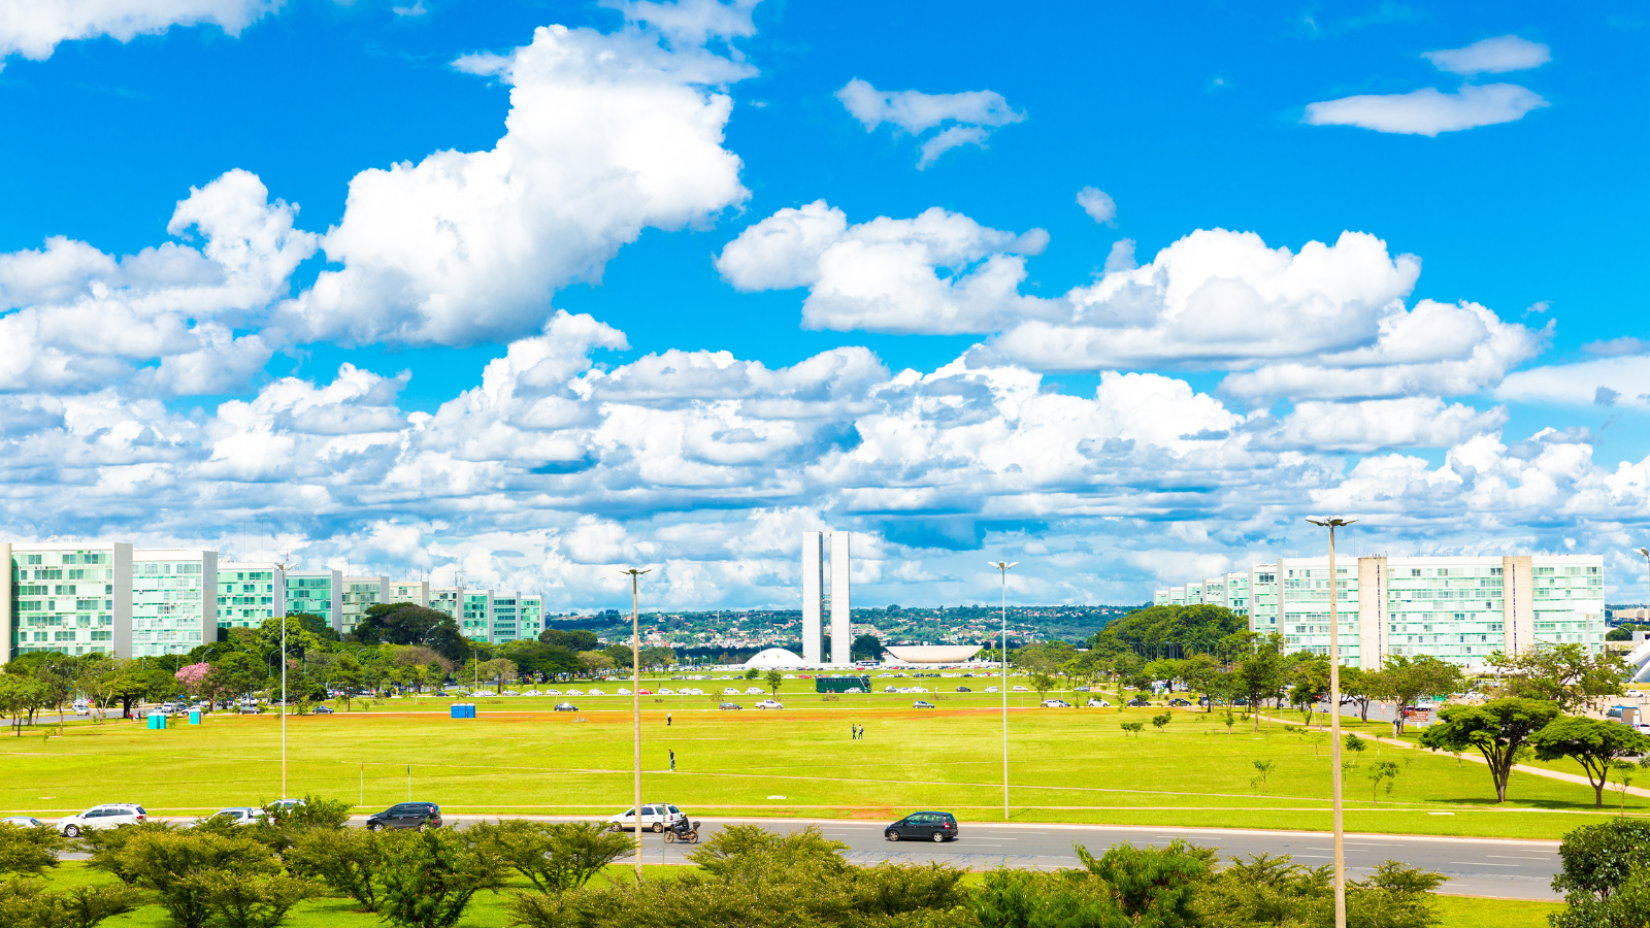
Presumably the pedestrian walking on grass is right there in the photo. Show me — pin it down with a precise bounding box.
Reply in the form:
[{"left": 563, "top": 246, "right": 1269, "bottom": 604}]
[
  {"left": 670, "top": 749, "right": 676, "bottom": 771},
  {"left": 667, "top": 712, "right": 673, "bottom": 727}
]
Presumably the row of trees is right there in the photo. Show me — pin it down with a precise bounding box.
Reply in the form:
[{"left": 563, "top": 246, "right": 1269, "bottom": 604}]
[
  {"left": 0, "top": 811, "right": 1452, "bottom": 928},
  {"left": 0, "top": 603, "right": 683, "bottom": 726}
]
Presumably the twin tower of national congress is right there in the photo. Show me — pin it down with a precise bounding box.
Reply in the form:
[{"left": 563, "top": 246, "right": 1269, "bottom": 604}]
[{"left": 801, "top": 531, "right": 851, "bottom": 666}]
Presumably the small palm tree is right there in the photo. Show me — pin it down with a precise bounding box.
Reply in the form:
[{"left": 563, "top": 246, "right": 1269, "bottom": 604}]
[{"left": 1251, "top": 759, "right": 1276, "bottom": 793}]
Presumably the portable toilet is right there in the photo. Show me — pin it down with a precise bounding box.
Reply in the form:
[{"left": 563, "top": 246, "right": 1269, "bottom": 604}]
[
  {"left": 188, "top": 708, "right": 202, "bottom": 725},
  {"left": 450, "top": 704, "right": 464, "bottom": 719},
  {"left": 147, "top": 712, "right": 167, "bottom": 730},
  {"left": 464, "top": 703, "right": 477, "bottom": 719}
]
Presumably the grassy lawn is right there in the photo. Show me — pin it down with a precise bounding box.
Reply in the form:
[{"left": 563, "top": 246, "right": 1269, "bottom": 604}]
[
  {"left": 2, "top": 675, "right": 1642, "bottom": 840},
  {"left": 33, "top": 861, "right": 1566, "bottom": 927}
]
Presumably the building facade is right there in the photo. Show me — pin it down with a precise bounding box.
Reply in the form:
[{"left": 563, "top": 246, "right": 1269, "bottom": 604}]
[
  {"left": 341, "top": 576, "right": 388, "bottom": 637},
  {"left": 284, "top": 570, "right": 343, "bottom": 633},
  {"left": 801, "top": 531, "right": 852, "bottom": 665},
  {"left": 216, "top": 562, "right": 286, "bottom": 629},
  {"left": 130, "top": 549, "right": 216, "bottom": 659},
  {"left": 3, "top": 542, "right": 130, "bottom": 658},
  {"left": 1154, "top": 554, "right": 1606, "bottom": 667},
  {"left": 389, "top": 580, "right": 429, "bottom": 607}
]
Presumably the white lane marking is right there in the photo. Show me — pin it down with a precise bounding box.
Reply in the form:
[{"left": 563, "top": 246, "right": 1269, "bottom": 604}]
[
  {"left": 1487, "top": 855, "right": 1554, "bottom": 861},
  {"left": 1449, "top": 862, "right": 1522, "bottom": 867}
]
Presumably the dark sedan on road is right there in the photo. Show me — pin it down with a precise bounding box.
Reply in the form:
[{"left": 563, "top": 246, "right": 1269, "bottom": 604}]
[
  {"left": 365, "top": 802, "right": 443, "bottom": 831},
  {"left": 553, "top": 702, "right": 578, "bottom": 711},
  {"left": 885, "top": 811, "right": 958, "bottom": 842},
  {"left": 719, "top": 702, "right": 742, "bottom": 710}
]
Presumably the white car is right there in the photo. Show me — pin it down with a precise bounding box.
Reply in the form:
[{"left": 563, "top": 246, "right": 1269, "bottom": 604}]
[
  {"left": 1087, "top": 698, "right": 1112, "bottom": 707},
  {"left": 1042, "top": 699, "right": 1073, "bottom": 708},
  {"left": 984, "top": 686, "right": 1000, "bottom": 693},
  {"left": 202, "top": 807, "right": 267, "bottom": 826},
  {"left": 659, "top": 688, "right": 675, "bottom": 695},
  {"left": 545, "top": 689, "right": 562, "bottom": 696},
  {"left": 58, "top": 804, "right": 147, "bottom": 836},
  {"left": 755, "top": 699, "right": 783, "bottom": 710},
  {"left": 606, "top": 803, "right": 684, "bottom": 833},
  {"left": 588, "top": 688, "right": 606, "bottom": 696},
  {"left": 687, "top": 688, "right": 704, "bottom": 696},
  {"left": 745, "top": 687, "right": 765, "bottom": 695},
  {"left": 617, "top": 688, "right": 633, "bottom": 696},
  {"left": 1012, "top": 686, "right": 1029, "bottom": 693},
  {"left": 723, "top": 688, "right": 742, "bottom": 696},
  {"left": 566, "top": 690, "right": 584, "bottom": 696}
]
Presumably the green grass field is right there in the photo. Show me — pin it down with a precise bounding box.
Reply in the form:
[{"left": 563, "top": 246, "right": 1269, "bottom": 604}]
[{"left": 3, "top": 679, "right": 1643, "bottom": 840}]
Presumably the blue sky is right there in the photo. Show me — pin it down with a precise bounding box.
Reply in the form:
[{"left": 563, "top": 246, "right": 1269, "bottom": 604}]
[{"left": 2, "top": 0, "right": 1647, "bottom": 610}]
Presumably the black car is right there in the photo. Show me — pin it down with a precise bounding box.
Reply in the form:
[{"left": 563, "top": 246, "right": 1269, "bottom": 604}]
[
  {"left": 955, "top": 686, "right": 971, "bottom": 693},
  {"left": 365, "top": 802, "right": 443, "bottom": 831},
  {"left": 553, "top": 702, "right": 578, "bottom": 711},
  {"left": 312, "top": 706, "right": 335, "bottom": 714},
  {"left": 719, "top": 702, "right": 742, "bottom": 710},
  {"left": 1127, "top": 698, "right": 1151, "bottom": 707},
  {"left": 913, "top": 700, "right": 935, "bottom": 709},
  {"left": 885, "top": 811, "right": 958, "bottom": 843}
]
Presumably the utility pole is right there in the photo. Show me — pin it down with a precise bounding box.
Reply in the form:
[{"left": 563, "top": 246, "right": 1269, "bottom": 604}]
[
  {"left": 1307, "top": 517, "right": 1355, "bottom": 928},
  {"left": 989, "top": 560, "right": 1018, "bottom": 821},
  {"left": 275, "top": 554, "right": 294, "bottom": 800},
  {"left": 622, "top": 567, "right": 651, "bottom": 883}
]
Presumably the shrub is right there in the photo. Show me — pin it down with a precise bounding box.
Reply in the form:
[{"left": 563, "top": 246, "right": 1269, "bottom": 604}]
[
  {"left": 1195, "top": 852, "right": 1442, "bottom": 928},
  {"left": 285, "top": 826, "right": 386, "bottom": 911},
  {"left": 0, "top": 880, "right": 145, "bottom": 928},
  {"left": 469, "top": 820, "right": 632, "bottom": 893},
  {"left": 189, "top": 871, "right": 319, "bottom": 928},
  {"left": 80, "top": 821, "right": 179, "bottom": 884},
  {"left": 0, "top": 823, "right": 68, "bottom": 878},
  {"left": 119, "top": 831, "right": 278, "bottom": 928},
  {"left": 376, "top": 827, "right": 502, "bottom": 928},
  {"left": 1151, "top": 712, "right": 1173, "bottom": 731},
  {"left": 1550, "top": 817, "right": 1650, "bottom": 928}
]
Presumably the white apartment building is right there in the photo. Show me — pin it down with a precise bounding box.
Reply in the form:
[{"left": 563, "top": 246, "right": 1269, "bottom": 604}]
[
  {"left": 217, "top": 562, "right": 286, "bottom": 628},
  {"left": 1155, "top": 554, "right": 1606, "bottom": 667},
  {"left": 3, "top": 542, "right": 130, "bottom": 658},
  {"left": 389, "top": 580, "right": 429, "bottom": 607},
  {"left": 341, "top": 576, "right": 389, "bottom": 637},
  {"left": 130, "top": 549, "right": 216, "bottom": 659}
]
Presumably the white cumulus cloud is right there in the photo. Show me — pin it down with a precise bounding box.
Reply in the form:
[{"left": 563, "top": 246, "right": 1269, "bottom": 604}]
[
  {"left": 1423, "top": 35, "right": 1551, "bottom": 75},
  {"left": 1303, "top": 83, "right": 1548, "bottom": 136},
  {"left": 277, "top": 0, "right": 756, "bottom": 347},
  {"left": 835, "top": 78, "right": 1025, "bottom": 169},
  {"left": 1076, "top": 187, "right": 1117, "bottom": 225},
  {"left": 0, "top": 0, "right": 279, "bottom": 68},
  {"left": 715, "top": 199, "right": 1050, "bottom": 334},
  {"left": 1254, "top": 397, "right": 1509, "bottom": 453}
]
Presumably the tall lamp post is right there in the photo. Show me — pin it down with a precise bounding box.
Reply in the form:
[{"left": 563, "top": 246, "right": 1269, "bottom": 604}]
[
  {"left": 989, "top": 560, "right": 1018, "bottom": 821},
  {"left": 621, "top": 567, "right": 651, "bottom": 884},
  {"left": 1307, "top": 517, "right": 1355, "bottom": 928},
  {"left": 274, "top": 558, "right": 293, "bottom": 801},
  {"left": 1636, "top": 548, "right": 1650, "bottom": 625}
]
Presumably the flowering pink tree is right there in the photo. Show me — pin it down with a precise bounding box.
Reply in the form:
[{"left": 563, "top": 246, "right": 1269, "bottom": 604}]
[{"left": 175, "top": 663, "right": 212, "bottom": 702}]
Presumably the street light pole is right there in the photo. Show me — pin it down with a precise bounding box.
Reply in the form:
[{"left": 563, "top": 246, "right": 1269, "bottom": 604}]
[
  {"left": 1637, "top": 548, "right": 1650, "bottom": 628},
  {"left": 1307, "top": 517, "right": 1355, "bottom": 928},
  {"left": 622, "top": 567, "right": 651, "bottom": 884},
  {"left": 989, "top": 560, "right": 1018, "bottom": 821}
]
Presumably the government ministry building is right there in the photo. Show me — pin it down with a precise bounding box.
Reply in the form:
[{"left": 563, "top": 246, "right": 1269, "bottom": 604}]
[{"left": 1155, "top": 554, "right": 1605, "bottom": 668}]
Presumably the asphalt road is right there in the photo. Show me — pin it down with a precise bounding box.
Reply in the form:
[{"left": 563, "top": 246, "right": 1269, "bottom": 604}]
[{"left": 561, "top": 817, "right": 1561, "bottom": 900}]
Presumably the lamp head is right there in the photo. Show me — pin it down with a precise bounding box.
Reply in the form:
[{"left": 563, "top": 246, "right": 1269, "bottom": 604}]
[
  {"left": 988, "top": 561, "right": 1019, "bottom": 570},
  {"left": 1306, "top": 517, "right": 1357, "bottom": 528},
  {"left": 620, "top": 567, "right": 653, "bottom": 577},
  {"left": 1638, "top": 547, "right": 1650, "bottom": 559}
]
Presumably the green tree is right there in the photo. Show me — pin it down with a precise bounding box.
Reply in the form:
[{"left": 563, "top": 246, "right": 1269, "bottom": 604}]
[
  {"left": 742, "top": 667, "right": 760, "bottom": 681},
  {"left": 119, "top": 831, "right": 278, "bottom": 928},
  {"left": 1232, "top": 637, "right": 1288, "bottom": 731},
  {"left": 1120, "top": 721, "right": 1145, "bottom": 736},
  {"left": 538, "top": 629, "right": 600, "bottom": 652},
  {"left": 352, "top": 606, "right": 466, "bottom": 661},
  {"left": 1291, "top": 656, "right": 1331, "bottom": 727},
  {"left": 1530, "top": 716, "right": 1650, "bottom": 808},
  {"left": 849, "top": 634, "right": 882, "bottom": 662},
  {"left": 1084, "top": 604, "right": 1248, "bottom": 657},
  {"left": 0, "top": 881, "right": 144, "bottom": 928},
  {"left": 765, "top": 670, "right": 783, "bottom": 696},
  {"left": 1368, "top": 760, "right": 1400, "bottom": 803},
  {"left": 1030, "top": 672, "right": 1056, "bottom": 701},
  {"left": 285, "top": 827, "right": 385, "bottom": 911},
  {"left": 0, "top": 822, "right": 67, "bottom": 878},
  {"left": 1251, "top": 760, "right": 1276, "bottom": 793},
  {"left": 469, "top": 820, "right": 632, "bottom": 893},
  {"left": 1343, "top": 733, "right": 1368, "bottom": 766},
  {"left": 376, "top": 827, "right": 502, "bottom": 928},
  {"left": 1365, "top": 655, "right": 1464, "bottom": 736},
  {"left": 1486, "top": 642, "right": 1630, "bottom": 714},
  {"left": 190, "top": 871, "right": 319, "bottom": 928},
  {"left": 1550, "top": 819, "right": 1650, "bottom": 928},
  {"left": 1151, "top": 711, "right": 1173, "bottom": 732},
  {"left": 1419, "top": 698, "right": 1561, "bottom": 802},
  {"left": 1180, "top": 653, "right": 1220, "bottom": 710}
]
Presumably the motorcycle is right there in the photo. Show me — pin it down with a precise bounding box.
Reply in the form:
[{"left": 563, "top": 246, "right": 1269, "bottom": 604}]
[{"left": 663, "top": 817, "right": 701, "bottom": 844}]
